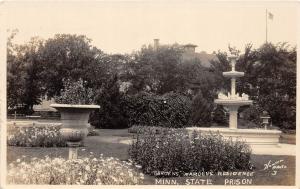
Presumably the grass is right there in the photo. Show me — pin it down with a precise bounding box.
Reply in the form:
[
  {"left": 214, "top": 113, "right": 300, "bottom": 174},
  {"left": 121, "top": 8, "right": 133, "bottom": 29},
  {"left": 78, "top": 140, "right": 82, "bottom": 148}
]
[{"left": 7, "top": 128, "right": 295, "bottom": 185}]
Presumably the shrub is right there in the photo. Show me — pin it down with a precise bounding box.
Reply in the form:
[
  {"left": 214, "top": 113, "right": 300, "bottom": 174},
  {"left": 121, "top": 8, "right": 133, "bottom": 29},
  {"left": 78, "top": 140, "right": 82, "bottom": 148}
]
[
  {"left": 240, "top": 105, "right": 264, "bottom": 126},
  {"left": 7, "top": 156, "right": 144, "bottom": 185},
  {"left": 122, "top": 92, "right": 192, "bottom": 128},
  {"left": 237, "top": 119, "right": 259, "bottom": 129},
  {"left": 190, "top": 92, "right": 214, "bottom": 126},
  {"left": 129, "top": 128, "right": 253, "bottom": 176},
  {"left": 7, "top": 123, "right": 67, "bottom": 147},
  {"left": 212, "top": 105, "right": 228, "bottom": 125},
  {"left": 89, "top": 75, "right": 128, "bottom": 129}
]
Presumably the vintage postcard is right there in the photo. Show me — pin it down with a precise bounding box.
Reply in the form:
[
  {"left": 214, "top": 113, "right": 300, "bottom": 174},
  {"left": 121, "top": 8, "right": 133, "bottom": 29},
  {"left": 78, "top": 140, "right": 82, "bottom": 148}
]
[{"left": 0, "top": 1, "right": 298, "bottom": 188}]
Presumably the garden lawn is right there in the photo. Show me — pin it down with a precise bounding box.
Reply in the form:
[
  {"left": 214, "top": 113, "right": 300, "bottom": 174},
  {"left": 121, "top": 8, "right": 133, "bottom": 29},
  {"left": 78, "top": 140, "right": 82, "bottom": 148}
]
[
  {"left": 7, "top": 129, "right": 295, "bottom": 185},
  {"left": 7, "top": 129, "right": 133, "bottom": 163}
]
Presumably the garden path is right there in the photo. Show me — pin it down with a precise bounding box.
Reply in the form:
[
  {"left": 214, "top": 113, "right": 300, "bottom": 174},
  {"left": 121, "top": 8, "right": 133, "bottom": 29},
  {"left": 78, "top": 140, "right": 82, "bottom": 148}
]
[{"left": 251, "top": 143, "right": 296, "bottom": 156}]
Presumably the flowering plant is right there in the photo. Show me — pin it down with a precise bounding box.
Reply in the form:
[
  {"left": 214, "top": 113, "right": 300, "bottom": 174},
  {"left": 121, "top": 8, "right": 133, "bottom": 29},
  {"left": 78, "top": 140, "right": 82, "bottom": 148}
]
[
  {"left": 7, "top": 123, "right": 67, "bottom": 147},
  {"left": 7, "top": 155, "right": 144, "bottom": 185},
  {"left": 129, "top": 127, "right": 253, "bottom": 175},
  {"left": 7, "top": 122, "right": 98, "bottom": 147},
  {"left": 54, "top": 78, "right": 95, "bottom": 105}
]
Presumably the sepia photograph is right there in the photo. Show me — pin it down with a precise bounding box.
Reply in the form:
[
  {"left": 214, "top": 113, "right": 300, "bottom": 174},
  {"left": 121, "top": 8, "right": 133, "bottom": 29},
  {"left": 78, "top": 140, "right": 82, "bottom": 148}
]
[{"left": 0, "top": 1, "right": 298, "bottom": 188}]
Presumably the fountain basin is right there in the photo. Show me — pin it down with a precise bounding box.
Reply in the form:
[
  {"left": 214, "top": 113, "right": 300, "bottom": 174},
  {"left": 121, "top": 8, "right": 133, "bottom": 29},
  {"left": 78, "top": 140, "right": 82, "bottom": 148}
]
[
  {"left": 214, "top": 99, "right": 253, "bottom": 106},
  {"left": 223, "top": 71, "right": 244, "bottom": 77},
  {"left": 186, "top": 127, "right": 282, "bottom": 147}
]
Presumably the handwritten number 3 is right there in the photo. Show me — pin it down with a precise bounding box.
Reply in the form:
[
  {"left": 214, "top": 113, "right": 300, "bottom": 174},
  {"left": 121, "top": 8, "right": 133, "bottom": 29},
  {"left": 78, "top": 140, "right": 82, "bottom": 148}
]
[{"left": 271, "top": 170, "right": 277, "bottom": 176}]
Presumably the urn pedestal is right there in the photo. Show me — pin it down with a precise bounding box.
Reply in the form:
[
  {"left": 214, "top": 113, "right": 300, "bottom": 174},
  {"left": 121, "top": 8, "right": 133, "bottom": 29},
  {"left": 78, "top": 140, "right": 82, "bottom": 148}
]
[{"left": 50, "top": 104, "right": 100, "bottom": 159}]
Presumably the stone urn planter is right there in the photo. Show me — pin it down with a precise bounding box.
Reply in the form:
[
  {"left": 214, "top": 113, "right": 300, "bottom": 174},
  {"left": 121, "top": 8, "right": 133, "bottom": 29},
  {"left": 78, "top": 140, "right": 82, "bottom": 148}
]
[
  {"left": 260, "top": 111, "right": 271, "bottom": 130},
  {"left": 50, "top": 103, "right": 100, "bottom": 158}
]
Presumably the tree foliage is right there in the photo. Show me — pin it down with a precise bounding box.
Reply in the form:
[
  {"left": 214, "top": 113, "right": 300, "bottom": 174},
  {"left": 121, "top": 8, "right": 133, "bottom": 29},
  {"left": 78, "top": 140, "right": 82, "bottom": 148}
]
[
  {"left": 38, "top": 34, "right": 105, "bottom": 97},
  {"left": 128, "top": 44, "right": 185, "bottom": 94},
  {"left": 7, "top": 30, "right": 25, "bottom": 109},
  {"left": 90, "top": 74, "right": 128, "bottom": 129},
  {"left": 7, "top": 34, "right": 44, "bottom": 113}
]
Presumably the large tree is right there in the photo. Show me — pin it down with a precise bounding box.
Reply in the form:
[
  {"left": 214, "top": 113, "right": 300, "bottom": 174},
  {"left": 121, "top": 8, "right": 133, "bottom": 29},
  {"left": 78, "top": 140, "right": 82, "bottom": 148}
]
[
  {"left": 38, "top": 34, "right": 106, "bottom": 98},
  {"left": 7, "top": 30, "right": 24, "bottom": 109},
  {"left": 19, "top": 37, "right": 44, "bottom": 113},
  {"left": 7, "top": 33, "right": 44, "bottom": 113},
  {"left": 247, "top": 43, "right": 296, "bottom": 129},
  {"left": 129, "top": 44, "right": 184, "bottom": 94}
]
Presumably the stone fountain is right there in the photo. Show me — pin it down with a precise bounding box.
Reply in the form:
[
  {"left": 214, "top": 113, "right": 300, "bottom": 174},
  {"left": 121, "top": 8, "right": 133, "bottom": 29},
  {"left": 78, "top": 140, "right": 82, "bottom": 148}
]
[
  {"left": 187, "top": 55, "right": 281, "bottom": 147},
  {"left": 214, "top": 55, "right": 252, "bottom": 129}
]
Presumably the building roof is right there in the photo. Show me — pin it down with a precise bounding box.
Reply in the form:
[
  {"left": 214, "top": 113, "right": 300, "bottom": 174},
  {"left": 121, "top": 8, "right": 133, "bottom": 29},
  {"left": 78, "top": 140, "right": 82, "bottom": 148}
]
[
  {"left": 195, "top": 51, "right": 218, "bottom": 67},
  {"left": 184, "top": 44, "right": 198, "bottom": 48},
  {"left": 182, "top": 51, "right": 218, "bottom": 67}
]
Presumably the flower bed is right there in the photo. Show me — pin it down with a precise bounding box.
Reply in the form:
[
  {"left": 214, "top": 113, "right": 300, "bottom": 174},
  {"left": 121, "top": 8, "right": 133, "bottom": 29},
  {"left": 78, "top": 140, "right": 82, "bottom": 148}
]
[
  {"left": 129, "top": 128, "right": 253, "bottom": 176},
  {"left": 128, "top": 125, "right": 165, "bottom": 134},
  {"left": 7, "top": 155, "right": 144, "bottom": 184},
  {"left": 7, "top": 123, "right": 67, "bottom": 147},
  {"left": 7, "top": 122, "right": 99, "bottom": 147}
]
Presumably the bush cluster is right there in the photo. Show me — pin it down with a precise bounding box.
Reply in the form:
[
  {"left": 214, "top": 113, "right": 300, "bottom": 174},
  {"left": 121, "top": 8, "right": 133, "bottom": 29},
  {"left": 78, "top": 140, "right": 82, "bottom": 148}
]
[
  {"left": 122, "top": 92, "right": 192, "bottom": 128},
  {"left": 240, "top": 105, "right": 264, "bottom": 128},
  {"left": 212, "top": 105, "right": 228, "bottom": 125},
  {"left": 129, "top": 128, "right": 253, "bottom": 175},
  {"left": 190, "top": 92, "right": 214, "bottom": 126},
  {"left": 89, "top": 75, "right": 129, "bottom": 129},
  {"left": 7, "top": 155, "right": 144, "bottom": 185}
]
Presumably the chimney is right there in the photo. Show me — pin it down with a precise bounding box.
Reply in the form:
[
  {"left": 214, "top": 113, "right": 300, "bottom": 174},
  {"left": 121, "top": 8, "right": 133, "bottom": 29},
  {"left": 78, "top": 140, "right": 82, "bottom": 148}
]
[{"left": 154, "top": 39, "right": 159, "bottom": 50}]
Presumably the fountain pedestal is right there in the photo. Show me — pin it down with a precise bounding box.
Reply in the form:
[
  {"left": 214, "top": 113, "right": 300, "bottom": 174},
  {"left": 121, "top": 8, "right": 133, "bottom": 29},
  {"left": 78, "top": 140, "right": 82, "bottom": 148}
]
[{"left": 228, "top": 106, "right": 238, "bottom": 129}]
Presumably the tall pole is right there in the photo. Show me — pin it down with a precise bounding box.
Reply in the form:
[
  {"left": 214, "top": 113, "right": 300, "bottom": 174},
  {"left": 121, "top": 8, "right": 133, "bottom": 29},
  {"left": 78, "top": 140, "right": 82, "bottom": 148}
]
[{"left": 266, "top": 9, "right": 268, "bottom": 43}]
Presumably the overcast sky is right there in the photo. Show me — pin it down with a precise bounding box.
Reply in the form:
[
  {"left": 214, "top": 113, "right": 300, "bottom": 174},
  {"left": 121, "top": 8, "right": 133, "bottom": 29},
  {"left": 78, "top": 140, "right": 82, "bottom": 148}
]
[{"left": 4, "top": 1, "right": 298, "bottom": 54}]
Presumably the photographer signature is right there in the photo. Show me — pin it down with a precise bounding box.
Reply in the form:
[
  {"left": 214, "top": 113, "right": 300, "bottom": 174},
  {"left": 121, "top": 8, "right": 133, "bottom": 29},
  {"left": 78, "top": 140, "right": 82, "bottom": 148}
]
[{"left": 263, "top": 160, "right": 287, "bottom": 175}]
